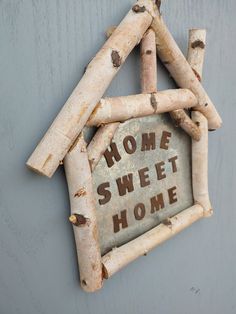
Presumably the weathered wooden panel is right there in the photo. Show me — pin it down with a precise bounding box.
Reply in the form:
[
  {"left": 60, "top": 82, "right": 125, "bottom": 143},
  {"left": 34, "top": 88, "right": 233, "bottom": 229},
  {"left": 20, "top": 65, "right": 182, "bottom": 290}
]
[{"left": 93, "top": 114, "right": 193, "bottom": 255}]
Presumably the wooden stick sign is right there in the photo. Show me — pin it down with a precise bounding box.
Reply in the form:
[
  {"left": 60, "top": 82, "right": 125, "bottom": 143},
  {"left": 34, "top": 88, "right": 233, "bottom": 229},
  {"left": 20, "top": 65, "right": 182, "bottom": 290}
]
[{"left": 26, "top": 0, "right": 222, "bottom": 292}]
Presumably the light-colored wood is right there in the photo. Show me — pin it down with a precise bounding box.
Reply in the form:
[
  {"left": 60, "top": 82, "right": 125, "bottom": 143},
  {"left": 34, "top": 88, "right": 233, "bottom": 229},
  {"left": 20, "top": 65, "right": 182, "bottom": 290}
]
[
  {"left": 170, "top": 29, "right": 207, "bottom": 141},
  {"left": 102, "top": 204, "right": 204, "bottom": 278},
  {"left": 141, "top": 28, "right": 157, "bottom": 93},
  {"left": 87, "top": 123, "right": 120, "bottom": 172},
  {"left": 86, "top": 89, "right": 198, "bottom": 126},
  {"left": 26, "top": 0, "right": 156, "bottom": 178},
  {"left": 188, "top": 29, "right": 206, "bottom": 80},
  {"left": 64, "top": 135, "right": 102, "bottom": 292},
  {"left": 170, "top": 109, "right": 201, "bottom": 141},
  {"left": 188, "top": 29, "right": 212, "bottom": 216},
  {"left": 192, "top": 111, "right": 212, "bottom": 216},
  {"left": 151, "top": 14, "right": 222, "bottom": 130}
]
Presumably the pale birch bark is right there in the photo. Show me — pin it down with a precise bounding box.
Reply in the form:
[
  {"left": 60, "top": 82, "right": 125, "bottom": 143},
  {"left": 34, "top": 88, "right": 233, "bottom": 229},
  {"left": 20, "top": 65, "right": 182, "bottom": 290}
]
[
  {"left": 187, "top": 29, "right": 206, "bottom": 80},
  {"left": 26, "top": 0, "right": 156, "bottom": 178},
  {"left": 102, "top": 204, "right": 204, "bottom": 278},
  {"left": 86, "top": 89, "right": 198, "bottom": 126},
  {"left": 170, "top": 29, "right": 206, "bottom": 141},
  {"left": 170, "top": 109, "right": 201, "bottom": 141},
  {"left": 151, "top": 15, "right": 222, "bottom": 130},
  {"left": 64, "top": 135, "right": 102, "bottom": 292},
  {"left": 87, "top": 123, "right": 120, "bottom": 171},
  {"left": 188, "top": 29, "right": 212, "bottom": 216},
  {"left": 140, "top": 28, "right": 157, "bottom": 93},
  {"left": 192, "top": 111, "right": 212, "bottom": 217}
]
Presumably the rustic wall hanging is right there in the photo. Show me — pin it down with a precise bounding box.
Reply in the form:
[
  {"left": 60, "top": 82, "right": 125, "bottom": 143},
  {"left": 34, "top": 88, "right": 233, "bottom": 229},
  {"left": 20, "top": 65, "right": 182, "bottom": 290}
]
[{"left": 26, "top": 0, "right": 222, "bottom": 292}]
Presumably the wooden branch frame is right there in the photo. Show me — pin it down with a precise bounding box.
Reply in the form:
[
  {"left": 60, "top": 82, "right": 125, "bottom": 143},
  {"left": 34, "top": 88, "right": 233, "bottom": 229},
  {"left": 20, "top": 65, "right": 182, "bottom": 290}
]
[
  {"left": 63, "top": 27, "right": 212, "bottom": 291},
  {"left": 64, "top": 135, "right": 103, "bottom": 292}
]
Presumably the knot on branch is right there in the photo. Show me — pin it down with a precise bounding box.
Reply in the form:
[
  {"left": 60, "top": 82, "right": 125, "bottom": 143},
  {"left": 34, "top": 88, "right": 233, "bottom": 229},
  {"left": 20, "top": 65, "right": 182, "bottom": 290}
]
[
  {"left": 111, "top": 50, "right": 122, "bottom": 68},
  {"left": 74, "top": 187, "right": 86, "bottom": 198},
  {"left": 191, "top": 40, "right": 205, "bottom": 49},
  {"left": 69, "top": 214, "right": 90, "bottom": 227},
  {"left": 150, "top": 93, "right": 158, "bottom": 112},
  {"left": 132, "top": 5, "right": 146, "bottom": 13},
  {"left": 162, "top": 218, "right": 172, "bottom": 228}
]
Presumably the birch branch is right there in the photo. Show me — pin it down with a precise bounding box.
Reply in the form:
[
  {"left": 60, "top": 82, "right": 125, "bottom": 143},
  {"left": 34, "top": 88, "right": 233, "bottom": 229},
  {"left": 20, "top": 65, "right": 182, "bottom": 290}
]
[
  {"left": 87, "top": 123, "right": 120, "bottom": 171},
  {"left": 102, "top": 204, "right": 204, "bottom": 278},
  {"left": 170, "top": 109, "right": 201, "bottom": 141},
  {"left": 26, "top": 0, "right": 156, "bottom": 178},
  {"left": 192, "top": 111, "right": 212, "bottom": 216},
  {"left": 86, "top": 89, "right": 198, "bottom": 126},
  {"left": 170, "top": 29, "right": 207, "bottom": 141},
  {"left": 187, "top": 29, "right": 206, "bottom": 80},
  {"left": 141, "top": 28, "right": 157, "bottom": 93},
  {"left": 187, "top": 29, "right": 212, "bottom": 216},
  {"left": 151, "top": 12, "right": 222, "bottom": 130},
  {"left": 64, "top": 135, "right": 103, "bottom": 292}
]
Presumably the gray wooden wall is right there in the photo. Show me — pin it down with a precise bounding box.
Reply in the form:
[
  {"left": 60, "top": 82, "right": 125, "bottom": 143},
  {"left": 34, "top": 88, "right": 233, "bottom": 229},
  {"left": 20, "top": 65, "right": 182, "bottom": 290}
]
[{"left": 0, "top": 0, "right": 235, "bottom": 313}]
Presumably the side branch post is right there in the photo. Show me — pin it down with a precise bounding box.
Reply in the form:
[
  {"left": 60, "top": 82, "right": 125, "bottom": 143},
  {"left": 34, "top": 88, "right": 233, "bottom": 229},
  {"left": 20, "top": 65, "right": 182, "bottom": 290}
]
[
  {"left": 64, "top": 135, "right": 103, "bottom": 292},
  {"left": 188, "top": 29, "right": 212, "bottom": 216},
  {"left": 141, "top": 28, "right": 157, "bottom": 93},
  {"left": 192, "top": 111, "right": 212, "bottom": 216}
]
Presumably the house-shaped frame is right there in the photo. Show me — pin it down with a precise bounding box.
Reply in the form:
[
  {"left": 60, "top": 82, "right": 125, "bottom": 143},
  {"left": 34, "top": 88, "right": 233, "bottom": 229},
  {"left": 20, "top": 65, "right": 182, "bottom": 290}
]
[{"left": 26, "top": 0, "right": 222, "bottom": 292}]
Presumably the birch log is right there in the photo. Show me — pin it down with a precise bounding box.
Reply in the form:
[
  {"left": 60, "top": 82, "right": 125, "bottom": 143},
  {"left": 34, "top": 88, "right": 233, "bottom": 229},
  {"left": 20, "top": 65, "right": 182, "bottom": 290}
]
[
  {"left": 170, "top": 29, "right": 207, "bottom": 141},
  {"left": 87, "top": 123, "right": 120, "bottom": 171},
  {"left": 102, "top": 204, "right": 204, "bottom": 278},
  {"left": 64, "top": 135, "right": 102, "bottom": 292},
  {"left": 188, "top": 29, "right": 212, "bottom": 216},
  {"left": 187, "top": 29, "right": 206, "bottom": 81},
  {"left": 192, "top": 111, "right": 212, "bottom": 217},
  {"left": 170, "top": 109, "right": 201, "bottom": 141},
  {"left": 140, "top": 28, "right": 157, "bottom": 93},
  {"left": 26, "top": 0, "right": 156, "bottom": 178},
  {"left": 86, "top": 89, "right": 198, "bottom": 126},
  {"left": 151, "top": 13, "right": 222, "bottom": 130}
]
